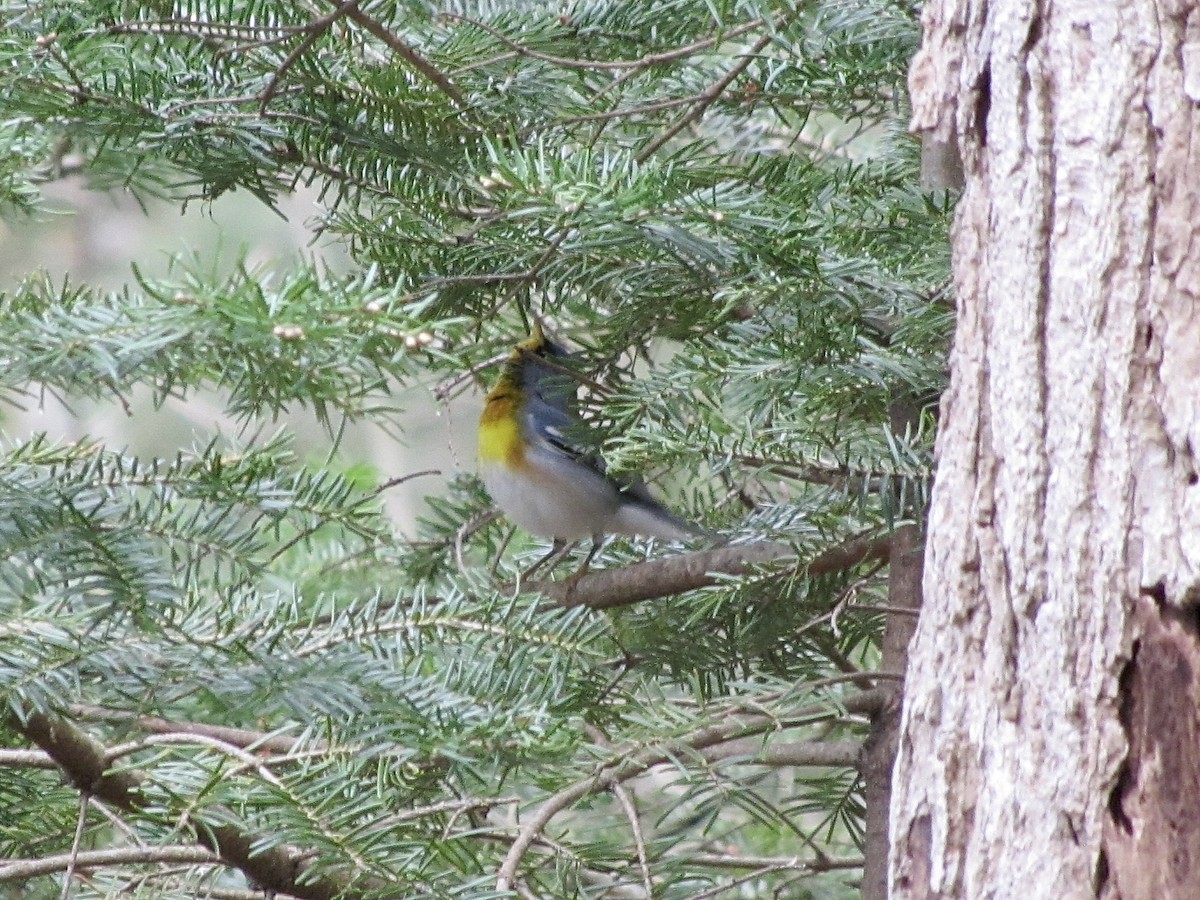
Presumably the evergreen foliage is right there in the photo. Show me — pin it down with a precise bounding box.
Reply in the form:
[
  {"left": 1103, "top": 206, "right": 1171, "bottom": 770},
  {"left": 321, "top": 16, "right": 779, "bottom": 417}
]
[{"left": 0, "top": 1, "right": 949, "bottom": 897}]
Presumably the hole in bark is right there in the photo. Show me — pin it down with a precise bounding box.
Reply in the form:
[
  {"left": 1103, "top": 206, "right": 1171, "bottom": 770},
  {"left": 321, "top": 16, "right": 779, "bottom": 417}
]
[
  {"left": 1107, "top": 646, "right": 1137, "bottom": 835},
  {"left": 1141, "top": 580, "right": 1168, "bottom": 605},
  {"left": 1188, "top": 471, "right": 1198, "bottom": 486},
  {"left": 1024, "top": 14, "right": 1044, "bottom": 51},
  {"left": 1093, "top": 849, "right": 1110, "bottom": 895},
  {"left": 973, "top": 66, "right": 991, "bottom": 147},
  {"left": 1145, "top": 323, "right": 1154, "bottom": 349},
  {"left": 1178, "top": 594, "right": 1200, "bottom": 635},
  {"left": 1107, "top": 761, "right": 1134, "bottom": 834}
]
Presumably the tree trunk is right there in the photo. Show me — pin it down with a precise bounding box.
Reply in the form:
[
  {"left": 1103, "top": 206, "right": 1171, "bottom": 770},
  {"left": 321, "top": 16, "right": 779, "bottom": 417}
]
[
  {"left": 893, "top": 1, "right": 1200, "bottom": 897},
  {"left": 861, "top": 524, "right": 923, "bottom": 900}
]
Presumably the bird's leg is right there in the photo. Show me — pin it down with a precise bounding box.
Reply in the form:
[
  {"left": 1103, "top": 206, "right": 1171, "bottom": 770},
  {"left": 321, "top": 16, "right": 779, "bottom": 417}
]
[
  {"left": 562, "top": 533, "right": 605, "bottom": 590},
  {"left": 520, "top": 538, "right": 572, "bottom": 583}
]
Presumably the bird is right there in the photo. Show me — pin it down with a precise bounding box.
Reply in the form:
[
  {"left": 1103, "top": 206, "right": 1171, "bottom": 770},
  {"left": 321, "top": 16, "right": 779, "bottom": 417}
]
[{"left": 478, "top": 325, "right": 703, "bottom": 574}]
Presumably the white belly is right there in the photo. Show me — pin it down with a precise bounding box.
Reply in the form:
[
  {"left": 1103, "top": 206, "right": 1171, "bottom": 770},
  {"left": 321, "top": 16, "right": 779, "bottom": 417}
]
[{"left": 481, "top": 453, "right": 619, "bottom": 541}]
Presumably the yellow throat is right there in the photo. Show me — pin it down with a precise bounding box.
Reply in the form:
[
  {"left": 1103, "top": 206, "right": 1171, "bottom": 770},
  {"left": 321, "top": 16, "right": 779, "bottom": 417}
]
[
  {"left": 480, "top": 328, "right": 553, "bottom": 467},
  {"left": 478, "top": 385, "right": 524, "bottom": 466}
]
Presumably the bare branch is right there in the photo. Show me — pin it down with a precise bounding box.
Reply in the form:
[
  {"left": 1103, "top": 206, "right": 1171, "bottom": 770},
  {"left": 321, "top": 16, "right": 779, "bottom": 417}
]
[
  {"left": 528, "top": 532, "right": 893, "bottom": 609},
  {"left": 700, "top": 738, "right": 861, "bottom": 768},
  {"left": 0, "top": 748, "right": 56, "bottom": 768},
  {"left": 61, "top": 794, "right": 89, "bottom": 900},
  {"left": 687, "top": 852, "right": 864, "bottom": 871},
  {"left": 0, "top": 846, "right": 218, "bottom": 884},
  {"left": 613, "top": 784, "right": 652, "bottom": 897},
  {"left": 70, "top": 705, "right": 319, "bottom": 754}
]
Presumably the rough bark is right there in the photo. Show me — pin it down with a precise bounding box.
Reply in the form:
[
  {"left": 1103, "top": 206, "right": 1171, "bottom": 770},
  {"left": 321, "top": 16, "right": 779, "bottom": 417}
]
[{"left": 894, "top": 0, "right": 1200, "bottom": 896}]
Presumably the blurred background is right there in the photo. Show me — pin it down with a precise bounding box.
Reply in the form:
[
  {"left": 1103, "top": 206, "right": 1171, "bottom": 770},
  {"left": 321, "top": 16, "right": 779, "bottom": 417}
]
[{"left": 0, "top": 180, "right": 462, "bottom": 528}]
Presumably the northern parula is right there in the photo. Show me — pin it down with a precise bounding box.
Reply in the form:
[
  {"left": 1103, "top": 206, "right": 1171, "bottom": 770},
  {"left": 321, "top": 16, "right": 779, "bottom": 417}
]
[{"left": 478, "top": 326, "right": 702, "bottom": 549}]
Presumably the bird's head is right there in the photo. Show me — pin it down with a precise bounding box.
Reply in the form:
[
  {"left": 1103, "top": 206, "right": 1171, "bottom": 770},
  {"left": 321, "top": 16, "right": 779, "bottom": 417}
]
[
  {"left": 506, "top": 322, "right": 574, "bottom": 407},
  {"left": 514, "top": 320, "right": 569, "bottom": 362}
]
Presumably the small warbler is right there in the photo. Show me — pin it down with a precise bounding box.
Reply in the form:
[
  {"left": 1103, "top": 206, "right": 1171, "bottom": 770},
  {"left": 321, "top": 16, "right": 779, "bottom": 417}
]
[{"left": 478, "top": 326, "right": 702, "bottom": 551}]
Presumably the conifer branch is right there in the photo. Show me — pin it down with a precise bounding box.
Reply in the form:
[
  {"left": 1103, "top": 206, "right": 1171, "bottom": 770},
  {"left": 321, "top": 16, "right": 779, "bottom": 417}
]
[
  {"left": 341, "top": 6, "right": 465, "bottom": 106},
  {"left": 497, "top": 689, "right": 884, "bottom": 890},
  {"left": 12, "top": 711, "right": 378, "bottom": 900},
  {"left": 636, "top": 30, "right": 776, "bottom": 162},
  {"left": 260, "top": 1, "right": 362, "bottom": 111}
]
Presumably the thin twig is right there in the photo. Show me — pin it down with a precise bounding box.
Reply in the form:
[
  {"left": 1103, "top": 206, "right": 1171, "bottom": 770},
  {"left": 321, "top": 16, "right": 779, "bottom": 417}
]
[
  {"left": 830, "top": 560, "right": 889, "bottom": 639},
  {"left": 102, "top": 733, "right": 285, "bottom": 789},
  {"left": 260, "top": 0, "right": 362, "bottom": 111},
  {"left": 421, "top": 220, "right": 573, "bottom": 330},
  {"left": 424, "top": 270, "right": 542, "bottom": 286},
  {"left": 446, "top": 14, "right": 768, "bottom": 73},
  {"left": 106, "top": 19, "right": 302, "bottom": 39},
  {"left": 266, "top": 468, "right": 439, "bottom": 565},
  {"left": 613, "top": 784, "right": 652, "bottom": 896},
  {"left": 167, "top": 90, "right": 306, "bottom": 110},
  {"left": 455, "top": 508, "right": 501, "bottom": 573},
  {"left": 592, "top": 15, "right": 785, "bottom": 104},
  {"left": 637, "top": 30, "right": 776, "bottom": 163},
  {"left": 362, "top": 796, "right": 518, "bottom": 834},
  {"left": 737, "top": 454, "right": 921, "bottom": 494},
  {"left": 853, "top": 604, "right": 922, "bottom": 616},
  {"left": 343, "top": 6, "right": 465, "bottom": 106},
  {"left": 434, "top": 350, "right": 509, "bottom": 402},
  {"left": 691, "top": 864, "right": 788, "bottom": 899},
  {"left": 60, "top": 795, "right": 89, "bottom": 900},
  {"left": 450, "top": 220, "right": 577, "bottom": 324},
  {"left": 516, "top": 344, "right": 611, "bottom": 395},
  {"left": 687, "top": 852, "right": 864, "bottom": 871},
  {"left": 497, "top": 773, "right": 612, "bottom": 891},
  {"left": 556, "top": 92, "right": 715, "bottom": 126}
]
